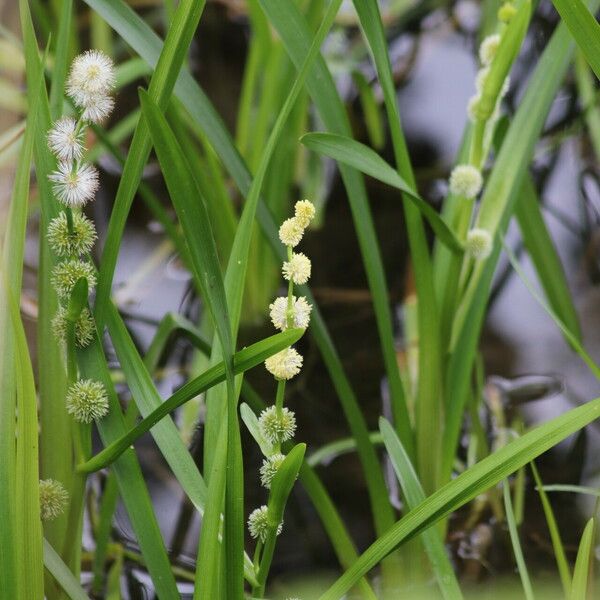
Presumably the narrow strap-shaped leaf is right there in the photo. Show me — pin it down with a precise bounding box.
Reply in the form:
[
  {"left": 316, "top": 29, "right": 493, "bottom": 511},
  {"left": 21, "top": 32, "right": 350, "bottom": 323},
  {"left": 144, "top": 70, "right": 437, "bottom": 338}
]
[
  {"left": 570, "top": 518, "right": 594, "bottom": 599},
  {"left": 515, "top": 175, "right": 581, "bottom": 343},
  {"left": 78, "top": 327, "right": 304, "bottom": 473},
  {"left": 503, "top": 480, "right": 535, "bottom": 600},
  {"left": 379, "top": 418, "right": 463, "bottom": 600},
  {"left": 550, "top": 0, "right": 600, "bottom": 79},
  {"left": 320, "top": 396, "right": 600, "bottom": 600},
  {"left": 530, "top": 463, "right": 572, "bottom": 596},
  {"left": 93, "top": 0, "right": 207, "bottom": 329},
  {"left": 301, "top": 132, "right": 463, "bottom": 253},
  {"left": 43, "top": 539, "right": 91, "bottom": 600}
]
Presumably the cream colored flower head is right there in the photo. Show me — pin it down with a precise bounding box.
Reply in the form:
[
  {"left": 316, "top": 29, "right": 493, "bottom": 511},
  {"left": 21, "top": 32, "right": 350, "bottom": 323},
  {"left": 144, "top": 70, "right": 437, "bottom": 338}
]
[
  {"left": 259, "top": 453, "right": 286, "bottom": 489},
  {"left": 52, "top": 306, "right": 95, "bottom": 348},
  {"left": 51, "top": 259, "right": 96, "bottom": 300},
  {"left": 47, "top": 211, "right": 97, "bottom": 257},
  {"left": 466, "top": 228, "right": 493, "bottom": 260},
  {"left": 49, "top": 162, "right": 99, "bottom": 207},
  {"left": 479, "top": 34, "right": 501, "bottom": 66},
  {"left": 282, "top": 252, "right": 311, "bottom": 285},
  {"left": 449, "top": 165, "right": 483, "bottom": 199},
  {"left": 67, "top": 50, "right": 115, "bottom": 105},
  {"left": 265, "top": 347, "right": 303, "bottom": 380},
  {"left": 294, "top": 199, "right": 316, "bottom": 228},
  {"left": 269, "top": 296, "right": 312, "bottom": 331},
  {"left": 279, "top": 217, "right": 304, "bottom": 247},
  {"left": 81, "top": 94, "right": 115, "bottom": 124},
  {"left": 47, "top": 117, "right": 85, "bottom": 162}
]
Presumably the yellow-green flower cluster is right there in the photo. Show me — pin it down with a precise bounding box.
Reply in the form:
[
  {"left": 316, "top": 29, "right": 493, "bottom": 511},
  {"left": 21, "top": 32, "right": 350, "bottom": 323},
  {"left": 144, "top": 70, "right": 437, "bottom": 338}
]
[{"left": 39, "top": 479, "right": 69, "bottom": 521}]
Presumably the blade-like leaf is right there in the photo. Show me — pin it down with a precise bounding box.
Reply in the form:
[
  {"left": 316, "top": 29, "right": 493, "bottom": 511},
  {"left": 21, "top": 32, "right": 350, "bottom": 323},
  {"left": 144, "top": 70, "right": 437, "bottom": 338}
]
[
  {"left": 301, "top": 132, "right": 463, "bottom": 253},
  {"left": 570, "top": 518, "right": 594, "bottom": 599},
  {"left": 550, "top": 0, "right": 600, "bottom": 79},
  {"left": 379, "top": 418, "right": 463, "bottom": 600},
  {"left": 43, "top": 539, "right": 91, "bottom": 600},
  {"left": 320, "top": 397, "right": 600, "bottom": 599}
]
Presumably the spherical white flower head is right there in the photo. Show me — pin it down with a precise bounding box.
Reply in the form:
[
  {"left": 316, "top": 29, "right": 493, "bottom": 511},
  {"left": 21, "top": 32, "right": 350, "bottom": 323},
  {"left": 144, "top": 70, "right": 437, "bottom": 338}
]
[
  {"left": 52, "top": 306, "right": 95, "bottom": 348},
  {"left": 279, "top": 217, "right": 304, "bottom": 247},
  {"left": 47, "top": 211, "right": 97, "bottom": 257},
  {"left": 67, "top": 50, "right": 115, "bottom": 106},
  {"left": 269, "top": 296, "right": 312, "bottom": 331},
  {"left": 248, "top": 505, "right": 282, "bottom": 542},
  {"left": 282, "top": 252, "right": 312, "bottom": 285},
  {"left": 81, "top": 94, "right": 115, "bottom": 124},
  {"left": 259, "top": 453, "right": 286, "bottom": 489},
  {"left": 479, "top": 34, "right": 501, "bottom": 66},
  {"left": 66, "top": 379, "right": 109, "bottom": 423},
  {"left": 49, "top": 162, "right": 99, "bottom": 207},
  {"left": 265, "top": 347, "right": 303, "bottom": 380},
  {"left": 449, "top": 165, "right": 483, "bottom": 199},
  {"left": 51, "top": 259, "right": 97, "bottom": 299},
  {"left": 47, "top": 117, "right": 85, "bottom": 162},
  {"left": 466, "top": 228, "right": 493, "bottom": 260},
  {"left": 39, "top": 479, "right": 68, "bottom": 521},
  {"left": 259, "top": 406, "right": 297, "bottom": 444},
  {"left": 294, "top": 199, "right": 316, "bottom": 228}
]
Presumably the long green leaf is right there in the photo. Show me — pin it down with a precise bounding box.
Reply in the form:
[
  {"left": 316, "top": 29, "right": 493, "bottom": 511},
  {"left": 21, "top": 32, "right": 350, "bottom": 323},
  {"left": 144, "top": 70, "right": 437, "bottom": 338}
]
[
  {"left": 515, "top": 175, "right": 581, "bottom": 343},
  {"left": 570, "top": 518, "right": 594, "bottom": 599},
  {"left": 379, "top": 418, "right": 463, "bottom": 600},
  {"left": 79, "top": 327, "right": 304, "bottom": 472},
  {"left": 503, "top": 480, "right": 535, "bottom": 600},
  {"left": 550, "top": 0, "right": 600, "bottom": 79},
  {"left": 530, "top": 463, "right": 572, "bottom": 596},
  {"left": 43, "top": 539, "right": 91, "bottom": 600},
  {"left": 93, "top": 0, "right": 207, "bottom": 329},
  {"left": 301, "top": 132, "right": 463, "bottom": 252},
  {"left": 320, "top": 396, "right": 600, "bottom": 599}
]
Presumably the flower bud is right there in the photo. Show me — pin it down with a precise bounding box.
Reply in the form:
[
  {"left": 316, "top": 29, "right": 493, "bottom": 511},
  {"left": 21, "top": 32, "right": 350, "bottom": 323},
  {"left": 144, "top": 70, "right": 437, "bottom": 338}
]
[
  {"left": 51, "top": 306, "right": 95, "bottom": 348},
  {"left": 259, "top": 453, "right": 286, "bottom": 489},
  {"left": 39, "top": 479, "right": 68, "bottom": 521},
  {"left": 479, "top": 34, "right": 501, "bottom": 66},
  {"left": 47, "top": 211, "right": 97, "bottom": 257},
  {"left": 259, "top": 406, "right": 297, "bottom": 444},
  {"left": 51, "top": 259, "right": 96, "bottom": 300},
  {"left": 66, "top": 379, "right": 109, "bottom": 423},
  {"left": 294, "top": 199, "right": 316, "bottom": 228},
  {"left": 248, "top": 505, "right": 282, "bottom": 542}
]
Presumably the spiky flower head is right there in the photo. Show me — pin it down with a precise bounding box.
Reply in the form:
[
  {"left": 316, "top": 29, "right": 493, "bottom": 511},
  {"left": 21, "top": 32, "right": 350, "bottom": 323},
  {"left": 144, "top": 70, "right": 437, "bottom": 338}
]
[
  {"left": 282, "top": 252, "right": 312, "bottom": 285},
  {"left": 294, "top": 199, "right": 316, "bottom": 228},
  {"left": 259, "top": 453, "right": 287, "bottom": 489},
  {"left": 51, "top": 306, "right": 95, "bottom": 347},
  {"left": 67, "top": 50, "right": 115, "bottom": 106},
  {"left": 466, "top": 228, "right": 493, "bottom": 260},
  {"left": 479, "top": 34, "right": 501, "bottom": 66},
  {"left": 81, "top": 94, "right": 115, "bottom": 124},
  {"left": 247, "top": 505, "right": 283, "bottom": 542},
  {"left": 66, "top": 379, "right": 109, "bottom": 423},
  {"left": 47, "top": 117, "right": 85, "bottom": 162},
  {"left": 49, "top": 161, "right": 99, "bottom": 207},
  {"left": 39, "top": 479, "right": 68, "bottom": 521},
  {"left": 265, "top": 347, "right": 303, "bottom": 380},
  {"left": 498, "top": 2, "right": 517, "bottom": 22},
  {"left": 51, "top": 259, "right": 96, "bottom": 299},
  {"left": 269, "top": 296, "right": 312, "bottom": 331},
  {"left": 279, "top": 217, "right": 304, "bottom": 247},
  {"left": 449, "top": 165, "right": 483, "bottom": 199},
  {"left": 47, "top": 211, "right": 97, "bottom": 257},
  {"left": 258, "top": 406, "right": 297, "bottom": 444}
]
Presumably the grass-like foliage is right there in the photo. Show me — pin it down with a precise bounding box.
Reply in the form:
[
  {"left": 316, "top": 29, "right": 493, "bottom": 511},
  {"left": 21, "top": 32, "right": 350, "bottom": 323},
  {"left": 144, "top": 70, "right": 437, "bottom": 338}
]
[{"left": 1, "top": 0, "right": 600, "bottom": 598}]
